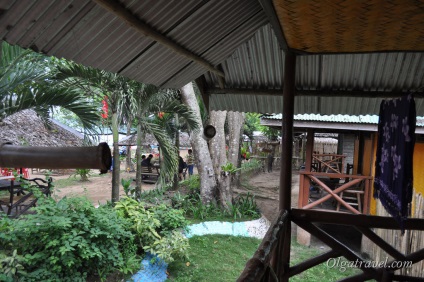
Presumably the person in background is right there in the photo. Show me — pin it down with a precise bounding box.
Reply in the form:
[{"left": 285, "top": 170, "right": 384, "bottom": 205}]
[
  {"left": 267, "top": 153, "right": 273, "bottom": 173},
  {"left": 141, "top": 154, "right": 153, "bottom": 167},
  {"left": 178, "top": 155, "right": 186, "bottom": 180},
  {"left": 185, "top": 149, "right": 195, "bottom": 177}
]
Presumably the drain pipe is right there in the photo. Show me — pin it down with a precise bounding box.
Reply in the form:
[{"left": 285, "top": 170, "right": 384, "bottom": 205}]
[{"left": 0, "top": 142, "right": 112, "bottom": 173}]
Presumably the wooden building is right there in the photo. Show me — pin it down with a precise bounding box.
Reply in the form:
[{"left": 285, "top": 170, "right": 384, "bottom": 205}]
[{"left": 1, "top": 1, "right": 424, "bottom": 281}]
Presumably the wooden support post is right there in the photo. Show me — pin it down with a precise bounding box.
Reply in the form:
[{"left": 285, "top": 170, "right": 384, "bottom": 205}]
[
  {"left": 297, "top": 129, "right": 314, "bottom": 246},
  {"left": 302, "top": 128, "right": 314, "bottom": 207},
  {"left": 275, "top": 51, "right": 296, "bottom": 281}
]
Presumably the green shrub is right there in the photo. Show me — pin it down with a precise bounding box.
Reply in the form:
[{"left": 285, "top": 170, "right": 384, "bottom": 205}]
[
  {"left": 70, "top": 168, "right": 92, "bottom": 181},
  {"left": 114, "top": 197, "right": 189, "bottom": 263},
  {"left": 230, "top": 193, "right": 260, "bottom": 219},
  {"left": 2, "top": 196, "right": 138, "bottom": 281}
]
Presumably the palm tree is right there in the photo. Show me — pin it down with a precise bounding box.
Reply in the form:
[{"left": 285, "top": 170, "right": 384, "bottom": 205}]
[
  {"left": 0, "top": 41, "right": 99, "bottom": 136},
  {"left": 56, "top": 63, "right": 199, "bottom": 201},
  {"left": 132, "top": 85, "right": 199, "bottom": 196}
]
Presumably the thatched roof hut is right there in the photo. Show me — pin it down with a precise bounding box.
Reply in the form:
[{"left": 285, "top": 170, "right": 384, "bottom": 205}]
[{"left": 0, "top": 110, "right": 83, "bottom": 147}]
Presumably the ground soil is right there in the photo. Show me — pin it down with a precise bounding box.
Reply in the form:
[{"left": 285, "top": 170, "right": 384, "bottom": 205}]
[
  {"left": 30, "top": 168, "right": 156, "bottom": 205},
  {"left": 34, "top": 166, "right": 293, "bottom": 221}
]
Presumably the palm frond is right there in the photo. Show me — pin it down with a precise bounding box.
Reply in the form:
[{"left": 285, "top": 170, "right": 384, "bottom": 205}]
[{"left": 139, "top": 118, "right": 178, "bottom": 185}]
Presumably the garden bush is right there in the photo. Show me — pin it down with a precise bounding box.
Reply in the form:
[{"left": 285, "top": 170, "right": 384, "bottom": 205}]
[
  {"left": 1, "top": 196, "right": 139, "bottom": 281},
  {"left": 114, "top": 197, "right": 189, "bottom": 263}
]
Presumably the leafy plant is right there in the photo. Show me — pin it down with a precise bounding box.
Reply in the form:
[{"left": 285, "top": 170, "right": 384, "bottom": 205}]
[
  {"left": 144, "top": 230, "right": 189, "bottom": 263},
  {"left": 232, "top": 193, "right": 260, "bottom": 218},
  {"left": 121, "top": 178, "right": 136, "bottom": 198},
  {"left": 221, "top": 162, "right": 241, "bottom": 174},
  {"left": 114, "top": 197, "right": 189, "bottom": 263},
  {"left": 1, "top": 196, "right": 138, "bottom": 281},
  {"left": 0, "top": 250, "right": 27, "bottom": 280},
  {"left": 69, "top": 168, "right": 92, "bottom": 181},
  {"left": 151, "top": 204, "right": 188, "bottom": 232}
]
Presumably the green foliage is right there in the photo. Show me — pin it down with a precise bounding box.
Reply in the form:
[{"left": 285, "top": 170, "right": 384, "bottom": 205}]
[
  {"left": 1, "top": 196, "right": 138, "bottom": 281},
  {"left": 261, "top": 126, "right": 280, "bottom": 141},
  {"left": 69, "top": 168, "right": 92, "bottom": 182},
  {"left": 114, "top": 197, "right": 189, "bottom": 263},
  {"left": 243, "top": 113, "right": 262, "bottom": 141},
  {"left": 221, "top": 162, "right": 241, "bottom": 174},
  {"left": 152, "top": 204, "right": 188, "bottom": 232},
  {"left": 121, "top": 178, "right": 136, "bottom": 198},
  {"left": 231, "top": 193, "right": 260, "bottom": 219},
  {"left": 241, "top": 147, "right": 251, "bottom": 160},
  {"left": 176, "top": 181, "right": 259, "bottom": 222},
  {"left": 0, "top": 250, "right": 27, "bottom": 281},
  {"left": 138, "top": 187, "right": 167, "bottom": 204},
  {"left": 241, "top": 158, "right": 263, "bottom": 172}
]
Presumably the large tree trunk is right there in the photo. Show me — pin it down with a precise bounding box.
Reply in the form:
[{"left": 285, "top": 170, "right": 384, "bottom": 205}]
[
  {"left": 180, "top": 82, "right": 216, "bottom": 204},
  {"left": 227, "top": 111, "right": 245, "bottom": 187},
  {"left": 111, "top": 111, "right": 120, "bottom": 203},
  {"left": 209, "top": 110, "right": 231, "bottom": 208}
]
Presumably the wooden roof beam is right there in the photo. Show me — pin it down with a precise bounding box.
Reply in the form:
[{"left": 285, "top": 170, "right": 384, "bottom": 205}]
[
  {"left": 257, "top": 0, "right": 288, "bottom": 51},
  {"left": 206, "top": 88, "right": 424, "bottom": 98},
  {"left": 93, "top": 0, "right": 225, "bottom": 78}
]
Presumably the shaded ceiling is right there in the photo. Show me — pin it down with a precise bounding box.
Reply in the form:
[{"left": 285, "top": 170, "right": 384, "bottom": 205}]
[{"left": 0, "top": 0, "right": 423, "bottom": 115}]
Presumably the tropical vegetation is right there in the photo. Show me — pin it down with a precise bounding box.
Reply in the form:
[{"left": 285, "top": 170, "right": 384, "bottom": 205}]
[{"left": 0, "top": 41, "right": 99, "bottom": 138}]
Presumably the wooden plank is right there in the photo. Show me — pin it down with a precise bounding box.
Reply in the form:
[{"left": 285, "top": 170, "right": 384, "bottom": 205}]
[
  {"left": 357, "top": 227, "right": 405, "bottom": 261},
  {"left": 293, "top": 219, "right": 378, "bottom": 277},
  {"left": 289, "top": 250, "right": 340, "bottom": 277},
  {"left": 300, "top": 171, "right": 372, "bottom": 179},
  {"left": 292, "top": 209, "right": 424, "bottom": 230},
  {"left": 304, "top": 176, "right": 362, "bottom": 214}
]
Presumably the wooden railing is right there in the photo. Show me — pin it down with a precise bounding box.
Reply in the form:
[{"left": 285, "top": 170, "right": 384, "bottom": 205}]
[
  {"left": 237, "top": 210, "right": 288, "bottom": 281},
  {"left": 299, "top": 171, "right": 373, "bottom": 214},
  {"left": 312, "top": 154, "right": 346, "bottom": 173},
  {"left": 238, "top": 208, "right": 424, "bottom": 281}
]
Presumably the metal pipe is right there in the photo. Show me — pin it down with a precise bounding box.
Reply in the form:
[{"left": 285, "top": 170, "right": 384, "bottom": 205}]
[{"left": 0, "top": 143, "right": 112, "bottom": 173}]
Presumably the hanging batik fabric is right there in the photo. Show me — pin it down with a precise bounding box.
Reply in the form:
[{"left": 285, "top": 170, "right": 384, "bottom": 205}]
[{"left": 374, "top": 94, "right": 416, "bottom": 230}]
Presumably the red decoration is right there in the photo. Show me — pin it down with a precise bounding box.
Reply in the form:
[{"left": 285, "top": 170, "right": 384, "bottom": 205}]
[
  {"left": 101, "top": 97, "right": 108, "bottom": 119},
  {"left": 158, "top": 112, "right": 164, "bottom": 119}
]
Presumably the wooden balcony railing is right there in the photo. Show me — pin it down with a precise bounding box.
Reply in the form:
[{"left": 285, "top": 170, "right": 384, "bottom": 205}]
[
  {"left": 299, "top": 171, "right": 373, "bottom": 214},
  {"left": 312, "top": 154, "right": 346, "bottom": 173}
]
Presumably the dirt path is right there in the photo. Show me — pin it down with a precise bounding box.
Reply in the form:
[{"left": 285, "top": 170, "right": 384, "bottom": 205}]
[
  {"left": 235, "top": 168, "right": 300, "bottom": 223},
  {"left": 30, "top": 169, "right": 156, "bottom": 205}
]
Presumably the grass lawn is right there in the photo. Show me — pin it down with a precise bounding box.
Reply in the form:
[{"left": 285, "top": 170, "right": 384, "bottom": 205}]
[
  {"left": 290, "top": 240, "right": 362, "bottom": 281},
  {"left": 167, "top": 235, "right": 261, "bottom": 282},
  {"left": 167, "top": 235, "right": 362, "bottom": 282}
]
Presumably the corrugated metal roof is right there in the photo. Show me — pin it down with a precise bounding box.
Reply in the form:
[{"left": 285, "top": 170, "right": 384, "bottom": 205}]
[
  {"left": 206, "top": 24, "right": 424, "bottom": 115},
  {"left": 0, "top": 0, "right": 266, "bottom": 88},
  {"left": 1, "top": 1, "right": 423, "bottom": 117}
]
